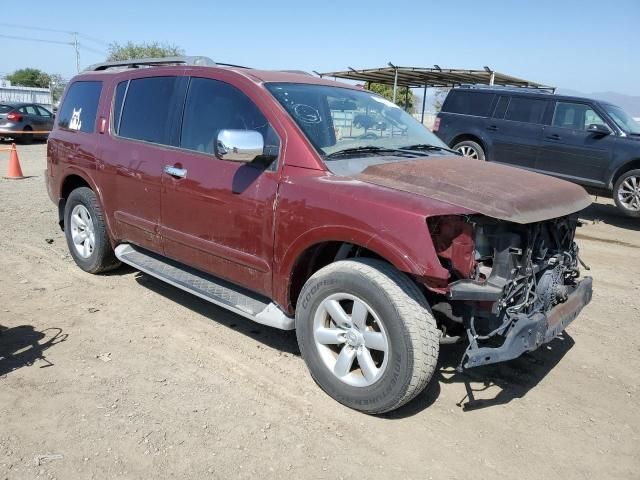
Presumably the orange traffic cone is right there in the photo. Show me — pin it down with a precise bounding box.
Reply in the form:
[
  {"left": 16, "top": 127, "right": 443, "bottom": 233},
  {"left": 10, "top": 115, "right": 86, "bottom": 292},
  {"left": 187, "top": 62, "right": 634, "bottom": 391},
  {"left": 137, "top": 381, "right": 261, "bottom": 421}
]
[{"left": 6, "top": 143, "right": 24, "bottom": 179}]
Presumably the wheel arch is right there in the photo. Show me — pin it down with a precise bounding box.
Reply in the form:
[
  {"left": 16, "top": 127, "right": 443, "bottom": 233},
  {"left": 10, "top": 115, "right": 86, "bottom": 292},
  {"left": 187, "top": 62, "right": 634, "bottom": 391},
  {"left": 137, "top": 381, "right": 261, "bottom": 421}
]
[
  {"left": 56, "top": 170, "right": 112, "bottom": 240},
  {"left": 277, "top": 228, "right": 424, "bottom": 314},
  {"left": 450, "top": 133, "right": 487, "bottom": 154},
  {"left": 609, "top": 159, "right": 640, "bottom": 189}
]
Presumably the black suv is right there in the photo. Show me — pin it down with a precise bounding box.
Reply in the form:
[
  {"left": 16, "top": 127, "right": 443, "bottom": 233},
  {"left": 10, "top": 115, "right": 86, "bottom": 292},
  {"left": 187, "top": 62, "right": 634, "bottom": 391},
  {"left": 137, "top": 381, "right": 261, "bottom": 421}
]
[{"left": 434, "top": 86, "right": 640, "bottom": 217}]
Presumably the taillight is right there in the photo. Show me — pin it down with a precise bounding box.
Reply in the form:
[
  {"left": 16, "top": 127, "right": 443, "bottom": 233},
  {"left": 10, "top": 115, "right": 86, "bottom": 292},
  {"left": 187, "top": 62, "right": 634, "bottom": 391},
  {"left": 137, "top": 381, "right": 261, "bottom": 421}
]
[
  {"left": 7, "top": 111, "right": 22, "bottom": 122},
  {"left": 432, "top": 117, "right": 441, "bottom": 132}
]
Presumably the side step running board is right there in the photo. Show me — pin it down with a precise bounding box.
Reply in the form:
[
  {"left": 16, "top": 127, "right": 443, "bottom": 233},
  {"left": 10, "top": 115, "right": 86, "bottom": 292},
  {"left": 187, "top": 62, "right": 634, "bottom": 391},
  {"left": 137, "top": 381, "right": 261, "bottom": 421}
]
[{"left": 114, "top": 244, "right": 294, "bottom": 330}]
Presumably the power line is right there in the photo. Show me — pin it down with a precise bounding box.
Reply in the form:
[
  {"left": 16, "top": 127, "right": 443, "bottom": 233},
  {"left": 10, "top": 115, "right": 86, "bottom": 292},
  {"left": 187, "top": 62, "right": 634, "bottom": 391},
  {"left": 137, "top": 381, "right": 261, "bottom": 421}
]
[
  {"left": 0, "top": 33, "right": 73, "bottom": 46},
  {"left": 78, "top": 33, "right": 110, "bottom": 47},
  {"left": 0, "top": 22, "right": 77, "bottom": 35},
  {"left": 0, "top": 23, "right": 109, "bottom": 46},
  {"left": 78, "top": 43, "right": 107, "bottom": 56}
]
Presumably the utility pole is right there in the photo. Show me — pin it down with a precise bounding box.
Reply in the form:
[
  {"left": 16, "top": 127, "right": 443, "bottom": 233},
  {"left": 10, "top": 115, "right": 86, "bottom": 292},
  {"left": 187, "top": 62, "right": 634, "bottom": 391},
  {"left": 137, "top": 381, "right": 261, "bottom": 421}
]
[{"left": 72, "top": 32, "right": 80, "bottom": 72}]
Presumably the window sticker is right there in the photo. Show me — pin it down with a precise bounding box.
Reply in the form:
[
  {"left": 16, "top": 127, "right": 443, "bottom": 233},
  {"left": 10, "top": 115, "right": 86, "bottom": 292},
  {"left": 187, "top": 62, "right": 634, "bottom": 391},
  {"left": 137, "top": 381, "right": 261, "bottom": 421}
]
[{"left": 69, "top": 108, "right": 82, "bottom": 131}]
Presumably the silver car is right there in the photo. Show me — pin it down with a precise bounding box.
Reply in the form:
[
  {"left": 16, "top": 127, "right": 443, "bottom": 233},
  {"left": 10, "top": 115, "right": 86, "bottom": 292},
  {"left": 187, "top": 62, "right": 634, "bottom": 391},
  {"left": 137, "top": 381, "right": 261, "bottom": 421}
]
[{"left": 0, "top": 102, "right": 55, "bottom": 144}]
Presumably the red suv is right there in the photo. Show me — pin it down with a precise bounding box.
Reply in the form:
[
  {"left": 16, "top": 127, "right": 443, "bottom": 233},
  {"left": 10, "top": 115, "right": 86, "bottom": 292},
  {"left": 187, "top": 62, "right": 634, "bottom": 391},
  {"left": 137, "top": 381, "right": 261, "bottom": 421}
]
[{"left": 46, "top": 56, "right": 593, "bottom": 414}]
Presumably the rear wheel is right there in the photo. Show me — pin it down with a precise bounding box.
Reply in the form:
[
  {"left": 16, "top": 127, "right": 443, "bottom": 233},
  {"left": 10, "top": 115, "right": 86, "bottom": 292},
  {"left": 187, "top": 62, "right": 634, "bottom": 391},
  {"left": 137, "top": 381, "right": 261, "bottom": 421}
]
[
  {"left": 19, "top": 126, "right": 33, "bottom": 145},
  {"left": 453, "top": 139, "right": 485, "bottom": 160},
  {"left": 64, "top": 187, "right": 121, "bottom": 273},
  {"left": 295, "top": 258, "right": 439, "bottom": 414}
]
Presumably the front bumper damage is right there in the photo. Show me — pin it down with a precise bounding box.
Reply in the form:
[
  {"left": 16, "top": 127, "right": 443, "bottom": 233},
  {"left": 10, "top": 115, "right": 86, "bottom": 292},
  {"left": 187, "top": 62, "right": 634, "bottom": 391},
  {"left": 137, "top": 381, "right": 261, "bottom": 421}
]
[{"left": 463, "top": 276, "right": 592, "bottom": 369}]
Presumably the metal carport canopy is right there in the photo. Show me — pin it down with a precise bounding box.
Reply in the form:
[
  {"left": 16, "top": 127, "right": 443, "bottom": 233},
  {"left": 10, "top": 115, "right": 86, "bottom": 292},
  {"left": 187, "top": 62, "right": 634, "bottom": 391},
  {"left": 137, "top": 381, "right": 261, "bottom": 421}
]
[
  {"left": 318, "top": 65, "right": 552, "bottom": 89},
  {"left": 318, "top": 65, "right": 554, "bottom": 123}
]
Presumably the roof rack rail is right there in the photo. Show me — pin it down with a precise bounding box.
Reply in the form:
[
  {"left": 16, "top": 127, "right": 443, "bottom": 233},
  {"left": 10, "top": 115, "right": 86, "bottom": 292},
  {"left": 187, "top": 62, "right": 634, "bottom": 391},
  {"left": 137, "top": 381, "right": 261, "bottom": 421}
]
[
  {"left": 457, "top": 84, "right": 556, "bottom": 94},
  {"left": 278, "top": 70, "right": 313, "bottom": 76},
  {"left": 85, "top": 56, "right": 218, "bottom": 71}
]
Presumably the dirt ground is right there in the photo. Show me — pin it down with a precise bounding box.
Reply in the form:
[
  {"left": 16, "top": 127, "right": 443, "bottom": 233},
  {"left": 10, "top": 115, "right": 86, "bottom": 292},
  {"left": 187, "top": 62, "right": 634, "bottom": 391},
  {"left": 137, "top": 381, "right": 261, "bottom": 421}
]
[{"left": 1, "top": 142, "right": 638, "bottom": 480}]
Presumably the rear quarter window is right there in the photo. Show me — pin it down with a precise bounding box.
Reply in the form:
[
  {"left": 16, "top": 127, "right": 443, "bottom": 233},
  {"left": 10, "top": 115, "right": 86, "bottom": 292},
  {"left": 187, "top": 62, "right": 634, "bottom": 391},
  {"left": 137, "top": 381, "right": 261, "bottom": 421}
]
[
  {"left": 57, "top": 81, "right": 102, "bottom": 133},
  {"left": 442, "top": 91, "right": 496, "bottom": 116}
]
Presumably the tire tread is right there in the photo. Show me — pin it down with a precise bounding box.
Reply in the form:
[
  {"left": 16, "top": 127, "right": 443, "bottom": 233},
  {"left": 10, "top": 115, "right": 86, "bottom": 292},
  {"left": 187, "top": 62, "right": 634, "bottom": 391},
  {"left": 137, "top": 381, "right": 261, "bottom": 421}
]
[{"left": 300, "top": 258, "right": 439, "bottom": 414}]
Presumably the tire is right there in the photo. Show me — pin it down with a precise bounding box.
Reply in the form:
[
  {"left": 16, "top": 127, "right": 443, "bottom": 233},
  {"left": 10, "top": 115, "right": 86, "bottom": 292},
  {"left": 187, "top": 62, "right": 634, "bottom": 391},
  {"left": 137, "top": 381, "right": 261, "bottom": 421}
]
[
  {"left": 18, "top": 126, "right": 33, "bottom": 145},
  {"left": 613, "top": 169, "right": 640, "bottom": 218},
  {"left": 295, "top": 258, "right": 439, "bottom": 414},
  {"left": 453, "top": 139, "right": 485, "bottom": 160},
  {"left": 64, "top": 187, "right": 121, "bottom": 273}
]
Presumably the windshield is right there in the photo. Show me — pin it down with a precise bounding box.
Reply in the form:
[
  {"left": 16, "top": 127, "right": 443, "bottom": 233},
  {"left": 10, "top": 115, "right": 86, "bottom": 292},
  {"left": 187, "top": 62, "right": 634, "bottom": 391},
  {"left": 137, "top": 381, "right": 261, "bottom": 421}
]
[
  {"left": 603, "top": 104, "right": 640, "bottom": 135},
  {"left": 0, "top": 105, "right": 13, "bottom": 113},
  {"left": 266, "top": 83, "right": 449, "bottom": 174}
]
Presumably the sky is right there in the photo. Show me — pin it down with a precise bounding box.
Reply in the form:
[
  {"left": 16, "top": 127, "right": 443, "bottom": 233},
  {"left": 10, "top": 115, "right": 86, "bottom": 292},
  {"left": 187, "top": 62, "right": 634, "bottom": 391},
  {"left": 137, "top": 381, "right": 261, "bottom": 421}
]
[{"left": 1, "top": 0, "right": 638, "bottom": 95}]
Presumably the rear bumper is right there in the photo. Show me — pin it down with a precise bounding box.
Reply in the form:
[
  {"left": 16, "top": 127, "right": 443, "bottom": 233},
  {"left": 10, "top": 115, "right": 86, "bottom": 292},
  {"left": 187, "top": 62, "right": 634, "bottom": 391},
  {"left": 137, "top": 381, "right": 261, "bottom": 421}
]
[{"left": 465, "top": 276, "right": 593, "bottom": 368}]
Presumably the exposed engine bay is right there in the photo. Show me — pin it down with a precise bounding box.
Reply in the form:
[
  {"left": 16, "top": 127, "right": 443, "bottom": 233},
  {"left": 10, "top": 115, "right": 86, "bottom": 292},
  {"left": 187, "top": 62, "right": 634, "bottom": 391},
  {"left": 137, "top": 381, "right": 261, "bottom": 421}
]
[{"left": 428, "top": 214, "right": 593, "bottom": 369}]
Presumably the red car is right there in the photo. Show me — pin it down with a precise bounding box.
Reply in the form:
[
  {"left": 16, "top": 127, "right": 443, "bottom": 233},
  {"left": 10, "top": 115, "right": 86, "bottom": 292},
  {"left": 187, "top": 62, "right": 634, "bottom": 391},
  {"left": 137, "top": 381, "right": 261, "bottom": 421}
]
[{"left": 46, "top": 56, "right": 593, "bottom": 414}]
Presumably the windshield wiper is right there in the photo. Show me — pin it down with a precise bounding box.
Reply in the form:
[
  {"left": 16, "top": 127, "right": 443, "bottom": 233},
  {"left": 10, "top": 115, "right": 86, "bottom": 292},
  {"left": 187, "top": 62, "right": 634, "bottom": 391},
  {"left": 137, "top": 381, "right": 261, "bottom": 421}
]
[
  {"left": 324, "top": 146, "right": 408, "bottom": 159},
  {"left": 399, "top": 144, "right": 458, "bottom": 154}
]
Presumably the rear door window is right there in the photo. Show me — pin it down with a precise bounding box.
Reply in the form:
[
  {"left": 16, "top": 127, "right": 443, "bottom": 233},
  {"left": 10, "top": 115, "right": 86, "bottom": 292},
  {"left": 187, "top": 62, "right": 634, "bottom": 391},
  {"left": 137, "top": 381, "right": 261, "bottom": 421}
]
[
  {"left": 36, "top": 106, "right": 53, "bottom": 117},
  {"left": 57, "top": 81, "right": 102, "bottom": 133},
  {"left": 493, "top": 95, "right": 510, "bottom": 118},
  {"left": 20, "top": 105, "right": 39, "bottom": 116},
  {"left": 504, "top": 97, "right": 547, "bottom": 124},
  {"left": 112, "top": 81, "right": 128, "bottom": 134},
  {"left": 118, "top": 76, "right": 186, "bottom": 146},
  {"left": 442, "top": 90, "right": 496, "bottom": 116}
]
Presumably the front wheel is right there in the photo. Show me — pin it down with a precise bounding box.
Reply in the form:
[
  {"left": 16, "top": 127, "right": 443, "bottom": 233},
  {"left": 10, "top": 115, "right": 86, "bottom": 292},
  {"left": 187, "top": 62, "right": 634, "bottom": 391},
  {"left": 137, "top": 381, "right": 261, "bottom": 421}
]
[
  {"left": 295, "top": 258, "right": 439, "bottom": 414},
  {"left": 453, "top": 139, "right": 485, "bottom": 160},
  {"left": 613, "top": 169, "right": 640, "bottom": 218}
]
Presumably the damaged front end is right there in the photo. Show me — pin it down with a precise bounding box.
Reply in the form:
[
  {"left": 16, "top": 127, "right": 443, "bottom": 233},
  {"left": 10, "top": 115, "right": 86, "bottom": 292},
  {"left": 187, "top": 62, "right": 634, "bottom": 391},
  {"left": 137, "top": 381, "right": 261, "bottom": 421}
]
[{"left": 427, "top": 215, "right": 593, "bottom": 370}]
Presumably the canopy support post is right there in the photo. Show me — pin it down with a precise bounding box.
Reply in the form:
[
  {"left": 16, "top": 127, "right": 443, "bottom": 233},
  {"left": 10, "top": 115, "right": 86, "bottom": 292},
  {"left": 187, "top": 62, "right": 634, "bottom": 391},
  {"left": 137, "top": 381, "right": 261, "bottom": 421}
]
[
  {"left": 392, "top": 67, "right": 398, "bottom": 103},
  {"left": 421, "top": 84, "right": 427, "bottom": 124}
]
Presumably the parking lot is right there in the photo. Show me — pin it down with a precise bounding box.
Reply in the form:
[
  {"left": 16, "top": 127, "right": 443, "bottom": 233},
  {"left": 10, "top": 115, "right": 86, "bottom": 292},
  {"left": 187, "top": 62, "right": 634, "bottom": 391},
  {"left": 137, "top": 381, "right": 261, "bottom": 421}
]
[{"left": 1, "top": 143, "right": 639, "bottom": 479}]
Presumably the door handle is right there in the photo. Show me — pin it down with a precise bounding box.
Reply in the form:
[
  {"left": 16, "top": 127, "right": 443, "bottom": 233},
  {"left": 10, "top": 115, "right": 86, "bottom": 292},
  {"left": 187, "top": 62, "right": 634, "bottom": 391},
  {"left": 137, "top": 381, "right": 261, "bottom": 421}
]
[
  {"left": 546, "top": 134, "right": 561, "bottom": 140},
  {"left": 164, "top": 165, "right": 187, "bottom": 178},
  {"left": 486, "top": 125, "right": 498, "bottom": 131}
]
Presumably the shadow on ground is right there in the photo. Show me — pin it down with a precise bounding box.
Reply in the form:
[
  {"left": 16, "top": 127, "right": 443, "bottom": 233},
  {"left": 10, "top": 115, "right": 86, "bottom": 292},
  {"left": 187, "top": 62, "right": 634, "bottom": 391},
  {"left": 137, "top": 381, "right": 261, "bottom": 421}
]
[
  {"left": 580, "top": 201, "right": 640, "bottom": 231},
  {"left": 0, "top": 325, "right": 68, "bottom": 377},
  {"left": 133, "top": 269, "right": 576, "bottom": 417},
  {"left": 134, "top": 273, "right": 300, "bottom": 355},
  {"left": 386, "top": 333, "right": 575, "bottom": 418}
]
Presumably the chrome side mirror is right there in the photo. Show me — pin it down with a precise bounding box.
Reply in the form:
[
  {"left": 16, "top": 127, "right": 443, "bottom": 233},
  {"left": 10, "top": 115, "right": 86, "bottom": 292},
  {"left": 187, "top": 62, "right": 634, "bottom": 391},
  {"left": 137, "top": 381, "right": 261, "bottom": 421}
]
[{"left": 216, "top": 129, "right": 264, "bottom": 162}]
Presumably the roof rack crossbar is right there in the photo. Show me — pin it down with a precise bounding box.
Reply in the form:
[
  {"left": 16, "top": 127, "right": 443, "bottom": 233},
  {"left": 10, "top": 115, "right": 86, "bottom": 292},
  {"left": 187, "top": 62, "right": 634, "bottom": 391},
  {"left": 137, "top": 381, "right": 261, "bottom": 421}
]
[
  {"left": 457, "top": 84, "right": 556, "bottom": 93},
  {"left": 85, "top": 56, "right": 218, "bottom": 71}
]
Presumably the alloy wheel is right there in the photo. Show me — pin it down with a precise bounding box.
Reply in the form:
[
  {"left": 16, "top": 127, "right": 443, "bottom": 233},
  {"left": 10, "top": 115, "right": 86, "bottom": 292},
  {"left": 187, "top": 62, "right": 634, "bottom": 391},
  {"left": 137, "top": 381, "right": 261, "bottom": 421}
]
[
  {"left": 618, "top": 175, "right": 640, "bottom": 212},
  {"left": 457, "top": 145, "right": 479, "bottom": 159},
  {"left": 313, "top": 293, "right": 389, "bottom": 387},
  {"left": 70, "top": 204, "right": 96, "bottom": 258}
]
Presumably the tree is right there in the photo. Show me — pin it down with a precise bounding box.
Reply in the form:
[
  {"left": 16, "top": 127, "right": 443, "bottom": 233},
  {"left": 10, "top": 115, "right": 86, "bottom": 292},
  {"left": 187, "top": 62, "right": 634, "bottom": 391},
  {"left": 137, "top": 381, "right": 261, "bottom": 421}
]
[
  {"left": 432, "top": 87, "right": 451, "bottom": 112},
  {"left": 6, "top": 68, "right": 51, "bottom": 88},
  {"left": 107, "top": 41, "right": 185, "bottom": 61},
  {"left": 368, "top": 83, "right": 415, "bottom": 112},
  {"left": 48, "top": 74, "right": 67, "bottom": 104}
]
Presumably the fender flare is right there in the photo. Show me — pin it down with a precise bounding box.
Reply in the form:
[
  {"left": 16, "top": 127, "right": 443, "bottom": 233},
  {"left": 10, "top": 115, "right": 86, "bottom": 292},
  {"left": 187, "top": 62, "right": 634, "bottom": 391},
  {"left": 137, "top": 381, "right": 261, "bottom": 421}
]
[
  {"left": 57, "top": 167, "right": 117, "bottom": 243},
  {"left": 273, "top": 225, "right": 429, "bottom": 310}
]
